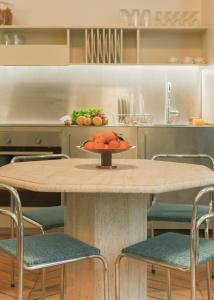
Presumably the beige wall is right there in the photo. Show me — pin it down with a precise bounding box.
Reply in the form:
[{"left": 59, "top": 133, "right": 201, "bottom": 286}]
[{"left": 10, "top": 0, "right": 202, "bottom": 26}]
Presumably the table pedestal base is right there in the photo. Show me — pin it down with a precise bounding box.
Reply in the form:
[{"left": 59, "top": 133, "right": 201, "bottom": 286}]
[{"left": 64, "top": 193, "right": 147, "bottom": 300}]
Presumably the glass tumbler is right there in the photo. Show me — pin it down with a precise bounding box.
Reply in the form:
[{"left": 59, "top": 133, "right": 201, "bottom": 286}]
[
  {"left": 141, "top": 9, "right": 151, "bottom": 27},
  {"left": 164, "top": 11, "right": 173, "bottom": 26},
  {"left": 119, "top": 9, "right": 130, "bottom": 26},
  {"left": 171, "top": 11, "right": 181, "bottom": 26},
  {"left": 189, "top": 11, "right": 200, "bottom": 27},
  {"left": 131, "top": 9, "right": 140, "bottom": 27},
  {"left": 154, "top": 11, "right": 163, "bottom": 27}
]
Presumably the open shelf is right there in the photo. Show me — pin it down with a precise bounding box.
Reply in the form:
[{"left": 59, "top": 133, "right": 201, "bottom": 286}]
[
  {"left": 0, "top": 26, "right": 209, "bottom": 66},
  {"left": 139, "top": 29, "right": 205, "bottom": 65}
]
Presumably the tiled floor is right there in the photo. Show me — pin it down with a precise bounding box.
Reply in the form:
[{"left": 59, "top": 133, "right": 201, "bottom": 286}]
[{"left": 0, "top": 249, "right": 213, "bottom": 299}]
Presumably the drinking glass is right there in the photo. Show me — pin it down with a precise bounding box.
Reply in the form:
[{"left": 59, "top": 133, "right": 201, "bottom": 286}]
[
  {"left": 180, "top": 11, "right": 190, "bottom": 26},
  {"left": 131, "top": 9, "right": 140, "bottom": 27},
  {"left": 13, "top": 33, "right": 24, "bottom": 44},
  {"left": 154, "top": 11, "right": 163, "bottom": 27},
  {"left": 119, "top": 9, "right": 130, "bottom": 26},
  {"left": 171, "top": 11, "right": 181, "bottom": 27},
  {"left": 163, "top": 11, "right": 173, "bottom": 26},
  {"left": 3, "top": 33, "right": 12, "bottom": 45},
  {"left": 189, "top": 11, "right": 200, "bottom": 27},
  {"left": 141, "top": 9, "right": 151, "bottom": 27}
]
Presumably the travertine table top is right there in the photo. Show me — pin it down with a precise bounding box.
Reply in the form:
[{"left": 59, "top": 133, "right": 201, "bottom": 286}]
[{"left": 0, "top": 159, "right": 213, "bottom": 194}]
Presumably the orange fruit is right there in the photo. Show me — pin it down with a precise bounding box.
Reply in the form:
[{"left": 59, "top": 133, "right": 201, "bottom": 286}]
[
  {"left": 93, "top": 133, "right": 103, "bottom": 141},
  {"left": 108, "top": 140, "right": 120, "bottom": 149},
  {"left": 76, "top": 116, "right": 86, "bottom": 125},
  {"left": 83, "top": 117, "right": 92, "bottom": 126},
  {"left": 94, "top": 141, "right": 105, "bottom": 149},
  {"left": 92, "top": 116, "right": 103, "bottom": 126},
  {"left": 84, "top": 141, "right": 94, "bottom": 150},
  {"left": 103, "top": 131, "right": 117, "bottom": 143},
  {"left": 94, "top": 135, "right": 105, "bottom": 144}
]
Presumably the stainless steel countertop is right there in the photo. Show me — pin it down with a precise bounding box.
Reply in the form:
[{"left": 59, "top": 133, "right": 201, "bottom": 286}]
[{"left": 0, "top": 124, "right": 213, "bottom": 128}]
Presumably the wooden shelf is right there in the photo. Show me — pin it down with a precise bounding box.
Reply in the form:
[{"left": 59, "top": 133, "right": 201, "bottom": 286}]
[
  {"left": 0, "top": 45, "right": 69, "bottom": 65},
  {"left": 0, "top": 26, "right": 209, "bottom": 66}
]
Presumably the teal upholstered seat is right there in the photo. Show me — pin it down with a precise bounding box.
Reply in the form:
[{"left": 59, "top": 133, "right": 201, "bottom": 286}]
[
  {"left": 23, "top": 206, "right": 64, "bottom": 230},
  {"left": 122, "top": 232, "right": 214, "bottom": 270},
  {"left": 0, "top": 232, "right": 100, "bottom": 269},
  {"left": 147, "top": 203, "right": 209, "bottom": 222}
]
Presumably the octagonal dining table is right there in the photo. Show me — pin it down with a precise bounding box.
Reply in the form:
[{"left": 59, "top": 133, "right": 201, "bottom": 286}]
[{"left": 0, "top": 158, "right": 214, "bottom": 300}]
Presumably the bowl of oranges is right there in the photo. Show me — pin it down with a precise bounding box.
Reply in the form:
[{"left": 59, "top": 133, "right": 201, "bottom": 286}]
[{"left": 77, "top": 131, "right": 135, "bottom": 168}]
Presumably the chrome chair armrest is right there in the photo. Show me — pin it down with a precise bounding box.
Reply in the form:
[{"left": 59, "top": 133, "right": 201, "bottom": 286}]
[
  {"left": 11, "top": 153, "right": 70, "bottom": 163},
  {"left": 151, "top": 154, "right": 214, "bottom": 170}
]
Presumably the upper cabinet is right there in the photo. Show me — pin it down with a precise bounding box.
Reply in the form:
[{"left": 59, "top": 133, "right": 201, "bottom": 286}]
[
  {"left": 0, "top": 25, "right": 209, "bottom": 66},
  {"left": 0, "top": 27, "right": 70, "bottom": 65},
  {"left": 64, "top": 26, "right": 209, "bottom": 65}
]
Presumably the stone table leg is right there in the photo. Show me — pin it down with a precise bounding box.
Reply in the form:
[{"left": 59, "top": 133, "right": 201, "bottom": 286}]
[{"left": 64, "top": 193, "right": 148, "bottom": 300}]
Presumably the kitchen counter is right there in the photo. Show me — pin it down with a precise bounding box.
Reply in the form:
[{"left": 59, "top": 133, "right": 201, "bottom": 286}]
[
  {"left": 0, "top": 123, "right": 214, "bottom": 128},
  {"left": 0, "top": 158, "right": 213, "bottom": 300}
]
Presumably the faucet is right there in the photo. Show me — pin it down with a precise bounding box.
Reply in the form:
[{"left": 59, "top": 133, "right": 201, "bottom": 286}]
[{"left": 165, "top": 81, "right": 180, "bottom": 124}]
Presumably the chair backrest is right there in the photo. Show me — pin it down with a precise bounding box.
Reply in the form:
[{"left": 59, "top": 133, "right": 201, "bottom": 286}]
[
  {"left": 0, "top": 184, "right": 24, "bottom": 283},
  {"left": 151, "top": 154, "right": 214, "bottom": 270},
  {"left": 150, "top": 154, "right": 214, "bottom": 205},
  {"left": 11, "top": 153, "right": 70, "bottom": 163},
  {"left": 191, "top": 187, "right": 214, "bottom": 269},
  {"left": 152, "top": 154, "right": 214, "bottom": 170}
]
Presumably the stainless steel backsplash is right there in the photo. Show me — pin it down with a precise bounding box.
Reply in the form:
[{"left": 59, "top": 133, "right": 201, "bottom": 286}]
[{"left": 0, "top": 65, "right": 202, "bottom": 124}]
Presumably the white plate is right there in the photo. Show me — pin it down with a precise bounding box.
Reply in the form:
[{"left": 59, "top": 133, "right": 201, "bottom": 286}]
[
  {"left": 105, "top": 33, "right": 109, "bottom": 62},
  {"left": 110, "top": 33, "right": 115, "bottom": 63},
  {"left": 116, "top": 33, "right": 121, "bottom": 62},
  {"left": 93, "top": 33, "right": 97, "bottom": 62},
  {"left": 87, "top": 34, "right": 91, "bottom": 63},
  {"left": 99, "top": 34, "right": 103, "bottom": 63}
]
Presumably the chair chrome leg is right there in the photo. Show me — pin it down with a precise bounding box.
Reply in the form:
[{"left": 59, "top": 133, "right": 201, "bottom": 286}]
[
  {"left": 60, "top": 265, "right": 65, "bottom": 300},
  {"left": 10, "top": 195, "right": 15, "bottom": 287},
  {"left": 96, "top": 256, "right": 109, "bottom": 300},
  {"left": 150, "top": 222, "right": 156, "bottom": 274},
  {"left": 42, "top": 269, "right": 46, "bottom": 300},
  {"left": 207, "top": 262, "right": 212, "bottom": 300},
  {"left": 115, "top": 255, "right": 124, "bottom": 300},
  {"left": 211, "top": 225, "right": 214, "bottom": 278},
  {"left": 191, "top": 265, "right": 196, "bottom": 300},
  {"left": 167, "top": 269, "right": 172, "bottom": 300}
]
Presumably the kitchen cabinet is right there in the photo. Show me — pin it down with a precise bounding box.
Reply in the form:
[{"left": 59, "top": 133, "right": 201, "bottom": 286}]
[
  {"left": 0, "top": 27, "right": 69, "bottom": 65},
  {"left": 0, "top": 25, "right": 208, "bottom": 65}
]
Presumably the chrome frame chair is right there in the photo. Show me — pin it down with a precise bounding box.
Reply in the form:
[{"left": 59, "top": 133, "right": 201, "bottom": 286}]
[
  {"left": 148, "top": 154, "right": 214, "bottom": 273},
  {"left": 116, "top": 186, "right": 214, "bottom": 300},
  {"left": 11, "top": 153, "right": 69, "bottom": 234},
  {"left": 10, "top": 154, "right": 69, "bottom": 297},
  {"left": 0, "top": 184, "right": 109, "bottom": 300}
]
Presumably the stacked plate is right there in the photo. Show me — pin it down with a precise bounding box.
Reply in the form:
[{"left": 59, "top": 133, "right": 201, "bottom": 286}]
[{"left": 86, "top": 28, "right": 122, "bottom": 64}]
